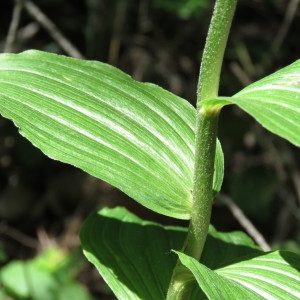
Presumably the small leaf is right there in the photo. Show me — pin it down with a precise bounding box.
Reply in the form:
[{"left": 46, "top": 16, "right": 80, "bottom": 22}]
[
  {"left": 203, "top": 60, "right": 300, "bottom": 147},
  {"left": 177, "top": 250, "right": 300, "bottom": 299},
  {"left": 213, "top": 140, "right": 224, "bottom": 197},
  {"left": 0, "top": 50, "right": 224, "bottom": 219}
]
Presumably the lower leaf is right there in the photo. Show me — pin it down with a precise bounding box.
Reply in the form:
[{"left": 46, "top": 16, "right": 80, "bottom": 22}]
[
  {"left": 80, "top": 207, "right": 264, "bottom": 300},
  {"left": 177, "top": 250, "right": 300, "bottom": 299},
  {"left": 80, "top": 207, "right": 187, "bottom": 300}
]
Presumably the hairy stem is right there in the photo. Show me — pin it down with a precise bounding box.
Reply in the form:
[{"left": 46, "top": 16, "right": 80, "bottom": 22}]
[
  {"left": 183, "top": 108, "right": 219, "bottom": 258},
  {"left": 197, "top": 0, "right": 237, "bottom": 101},
  {"left": 166, "top": 0, "right": 237, "bottom": 298}
]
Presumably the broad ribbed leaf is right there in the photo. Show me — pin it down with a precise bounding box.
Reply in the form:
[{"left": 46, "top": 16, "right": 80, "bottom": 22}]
[
  {"left": 0, "top": 50, "right": 224, "bottom": 219},
  {"left": 201, "top": 225, "right": 262, "bottom": 270},
  {"left": 203, "top": 60, "right": 300, "bottom": 147},
  {"left": 80, "top": 207, "right": 262, "bottom": 300},
  {"left": 176, "top": 252, "right": 262, "bottom": 299},
  {"left": 80, "top": 206, "right": 187, "bottom": 300},
  {"left": 177, "top": 250, "right": 300, "bottom": 299}
]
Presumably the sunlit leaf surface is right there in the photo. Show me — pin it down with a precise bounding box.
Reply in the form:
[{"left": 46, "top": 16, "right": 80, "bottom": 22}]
[
  {"left": 233, "top": 60, "right": 300, "bottom": 146},
  {"left": 0, "top": 50, "right": 224, "bottom": 219},
  {"left": 203, "top": 60, "right": 300, "bottom": 147},
  {"left": 80, "top": 207, "right": 262, "bottom": 300},
  {"left": 80, "top": 207, "right": 186, "bottom": 300},
  {"left": 177, "top": 250, "right": 300, "bottom": 299}
]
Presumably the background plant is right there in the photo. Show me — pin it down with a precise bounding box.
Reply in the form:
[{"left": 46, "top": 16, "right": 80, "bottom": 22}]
[
  {"left": 0, "top": 247, "right": 92, "bottom": 300},
  {"left": 0, "top": 0, "right": 298, "bottom": 300}
]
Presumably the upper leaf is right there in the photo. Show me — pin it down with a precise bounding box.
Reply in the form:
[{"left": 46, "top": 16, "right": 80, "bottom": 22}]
[
  {"left": 0, "top": 50, "right": 224, "bottom": 219},
  {"left": 233, "top": 60, "right": 300, "bottom": 146},
  {"left": 203, "top": 60, "right": 300, "bottom": 147}
]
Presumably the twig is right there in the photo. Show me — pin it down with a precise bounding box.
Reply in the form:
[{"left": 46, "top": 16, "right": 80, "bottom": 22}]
[
  {"left": 24, "top": 0, "right": 85, "bottom": 59},
  {"left": 271, "top": 0, "right": 300, "bottom": 56},
  {"left": 0, "top": 222, "right": 38, "bottom": 249},
  {"left": 4, "top": 0, "right": 23, "bottom": 52},
  {"left": 16, "top": 22, "right": 40, "bottom": 42},
  {"left": 108, "top": 0, "right": 128, "bottom": 65},
  {"left": 217, "top": 193, "right": 271, "bottom": 251},
  {"left": 262, "top": 0, "right": 299, "bottom": 71},
  {"left": 229, "top": 61, "right": 252, "bottom": 87},
  {"left": 36, "top": 227, "right": 57, "bottom": 249},
  {"left": 252, "top": 125, "right": 299, "bottom": 242}
]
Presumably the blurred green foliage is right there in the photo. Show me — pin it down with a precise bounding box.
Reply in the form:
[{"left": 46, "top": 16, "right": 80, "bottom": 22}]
[{"left": 0, "top": 247, "right": 93, "bottom": 300}]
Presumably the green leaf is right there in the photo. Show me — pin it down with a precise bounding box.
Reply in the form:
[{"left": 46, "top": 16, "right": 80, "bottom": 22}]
[
  {"left": 57, "top": 282, "right": 93, "bottom": 300},
  {"left": 212, "top": 140, "right": 224, "bottom": 197},
  {"left": 0, "top": 50, "right": 224, "bottom": 219},
  {"left": 233, "top": 60, "right": 300, "bottom": 146},
  {"left": 201, "top": 225, "right": 262, "bottom": 270},
  {"left": 80, "top": 207, "right": 261, "bottom": 300},
  {"left": 176, "top": 251, "right": 261, "bottom": 299},
  {"left": 0, "top": 260, "right": 58, "bottom": 300},
  {"left": 177, "top": 250, "right": 300, "bottom": 299},
  {"left": 80, "top": 206, "right": 187, "bottom": 300},
  {"left": 203, "top": 60, "right": 300, "bottom": 147},
  {"left": 0, "top": 257, "right": 92, "bottom": 300}
]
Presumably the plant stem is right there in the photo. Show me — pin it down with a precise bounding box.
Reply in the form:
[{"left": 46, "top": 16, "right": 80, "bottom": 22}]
[
  {"left": 166, "top": 0, "right": 237, "bottom": 298},
  {"left": 191, "top": 0, "right": 237, "bottom": 262},
  {"left": 183, "top": 108, "right": 219, "bottom": 258},
  {"left": 197, "top": 0, "right": 237, "bottom": 102}
]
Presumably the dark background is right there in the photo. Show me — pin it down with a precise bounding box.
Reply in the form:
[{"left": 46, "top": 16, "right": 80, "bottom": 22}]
[{"left": 0, "top": 0, "right": 300, "bottom": 298}]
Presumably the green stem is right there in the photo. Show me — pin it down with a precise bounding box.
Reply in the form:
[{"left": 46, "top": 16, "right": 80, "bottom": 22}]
[
  {"left": 183, "top": 108, "right": 219, "bottom": 258},
  {"left": 166, "top": 0, "right": 237, "bottom": 298},
  {"left": 197, "top": 0, "right": 237, "bottom": 102}
]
